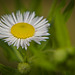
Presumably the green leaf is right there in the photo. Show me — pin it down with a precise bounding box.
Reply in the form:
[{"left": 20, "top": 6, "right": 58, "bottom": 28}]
[
  {"left": 56, "top": 0, "right": 67, "bottom": 11},
  {"left": 48, "top": 0, "right": 58, "bottom": 20},
  {"left": 47, "top": 0, "right": 73, "bottom": 49},
  {"left": 63, "top": 0, "right": 74, "bottom": 22},
  {"left": 48, "top": 0, "right": 67, "bottom": 21},
  {"left": 54, "top": 11, "right": 71, "bottom": 48},
  {"left": 0, "top": 64, "right": 20, "bottom": 75},
  {"left": 29, "top": 0, "right": 42, "bottom": 15}
]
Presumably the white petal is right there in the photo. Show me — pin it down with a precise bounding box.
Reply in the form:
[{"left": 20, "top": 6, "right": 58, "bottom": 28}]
[
  {"left": 24, "top": 11, "right": 30, "bottom": 23},
  {"left": 16, "top": 11, "right": 23, "bottom": 22},
  {"left": 6, "top": 36, "right": 16, "bottom": 45},
  {"left": 4, "top": 36, "right": 14, "bottom": 42},
  {"left": 0, "top": 31, "right": 11, "bottom": 36},
  {"left": 13, "top": 39, "right": 18, "bottom": 46},
  {"left": 33, "top": 16, "right": 43, "bottom": 25},
  {"left": 25, "top": 39, "right": 30, "bottom": 46},
  {"left": 0, "top": 34, "right": 10, "bottom": 38},
  {"left": 28, "top": 12, "right": 35, "bottom": 24},
  {"left": 21, "top": 39, "right": 25, "bottom": 48},
  {"left": 10, "top": 37, "right": 18, "bottom": 45},
  {"left": 16, "top": 39, "right": 20, "bottom": 49},
  {"left": 1, "top": 18, "right": 12, "bottom": 27},
  {"left": 35, "top": 23, "right": 50, "bottom": 30},
  {"left": 30, "top": 16, "right": 39, "bottom": 25},
  {"left": 32, "top": 36, "right": 49, "bottom": 41},
  {"left": 34, "top": 30, "right": 49, "bottom": 36},
  {"left": 4, "top": 15, "right": 15, "bottom": 25},
  {"left": 35, "top": 22, "right": 49, "bottom": 29},
  {"left": 24, "top": 40, "right": 27, "bottom": 50},
  {"left": 0, "top": 27, "right": 10, "bottom": 32},
  {"left": 8, "top": 15, "right": 15, "bottom": 24},
  {"left": 34, "top": 40, "right": 41, "bottom": 44},
  {"left": 34, "top": 19, "right": 48, "bottom": 28},
  {"left": 0, "top": 21, "right": 10, "bottom": 29},
  {"left": 12, "top": 13, "right": 18, "bottom": 23}
]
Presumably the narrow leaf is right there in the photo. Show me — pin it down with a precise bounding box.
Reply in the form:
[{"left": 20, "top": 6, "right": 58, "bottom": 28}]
[
  {"left": 63, "top": 0, "right": 74, "bottom": 22},
  {"left": 54, "top": 11, "right": 71, "bottom": 48},
  {"left": 48, "top": 0, "right": 58, "bottom": 20}
]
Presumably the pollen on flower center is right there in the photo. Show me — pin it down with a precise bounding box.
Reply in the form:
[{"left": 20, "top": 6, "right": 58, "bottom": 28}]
[{"left": 11, "top": 23, "right": 35, "bottom": 39}]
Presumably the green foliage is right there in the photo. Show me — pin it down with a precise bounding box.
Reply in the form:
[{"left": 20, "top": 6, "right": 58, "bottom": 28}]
[
  {"left": 63, "top": 0, "right": 74, "bottom": 22},
  {"left": 0, "top": 0, "right": 75, "bottom": 75},
  {"left": 54, "top": 11, "right": 71, "bottom": 48},
  {"left": 0, "top": 40, "right": 24, "bottom": 62},
  {"left": 0, "top": 64, "right": 20, "bottom": 75},
  {"left": 29, "top": 0, "right": 42, "bottom": 15}
]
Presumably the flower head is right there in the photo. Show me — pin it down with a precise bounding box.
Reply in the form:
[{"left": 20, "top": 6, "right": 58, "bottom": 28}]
[{"left": 0, "top": 11, "right": 50, "bottom": 50}]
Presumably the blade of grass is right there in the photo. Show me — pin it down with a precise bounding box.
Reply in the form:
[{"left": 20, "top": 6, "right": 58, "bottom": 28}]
[
  {"left": 48, "top": 0, "right": 67, "bottom": 21},
  {"left": 63, "top": 0, "right": 74, "bottom": 22},
  {"left": 54, "top": 11, "right": 71, "bottom": 48},
  {"left": 48, "top": 0, "right": 58, "bottom": 21},
  {"left": 56, "top": 0, "right": 67, "bottom": 11}
]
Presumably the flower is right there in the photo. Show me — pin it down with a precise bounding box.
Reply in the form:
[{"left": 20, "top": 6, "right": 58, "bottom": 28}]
[{"left": 0, "top": 11, "right": 50, "bottom": 50}]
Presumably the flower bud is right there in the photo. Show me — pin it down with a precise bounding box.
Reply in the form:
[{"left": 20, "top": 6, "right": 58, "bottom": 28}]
[{"left": 18, "top": 63, "right": 31, "bottom": 74}]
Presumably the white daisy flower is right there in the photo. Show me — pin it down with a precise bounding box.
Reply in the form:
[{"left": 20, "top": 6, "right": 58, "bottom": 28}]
[{"left": 0, "top": 11, "right": 50, "bottom": 50}]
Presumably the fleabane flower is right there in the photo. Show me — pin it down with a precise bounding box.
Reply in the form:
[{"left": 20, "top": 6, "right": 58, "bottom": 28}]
[{"left": 0, "top": 11, "right": 50, "bottom": 50}]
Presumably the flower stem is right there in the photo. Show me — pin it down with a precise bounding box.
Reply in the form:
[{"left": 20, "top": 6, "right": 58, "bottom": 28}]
[{"left": 12, "top": 46, "right": 24, "bottom": 62}]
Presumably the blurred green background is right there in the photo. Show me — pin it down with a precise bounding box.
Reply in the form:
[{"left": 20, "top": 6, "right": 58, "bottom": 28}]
[{"left": 0, "top": 0, "right": 75, "bottom": 75}]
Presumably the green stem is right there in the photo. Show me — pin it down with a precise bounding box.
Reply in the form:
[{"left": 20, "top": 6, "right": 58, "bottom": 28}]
[
  {"left": 12, "top": 46, "right": 24, "bottom": 62},
  {"left": 24, "top": 50, "right": 29, "bottom": 63}
]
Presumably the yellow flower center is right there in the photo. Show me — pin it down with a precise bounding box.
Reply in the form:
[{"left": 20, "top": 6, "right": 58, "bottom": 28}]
[{"left": 11, "top": 23, "right": 35, "bottom": 39}]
